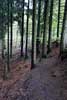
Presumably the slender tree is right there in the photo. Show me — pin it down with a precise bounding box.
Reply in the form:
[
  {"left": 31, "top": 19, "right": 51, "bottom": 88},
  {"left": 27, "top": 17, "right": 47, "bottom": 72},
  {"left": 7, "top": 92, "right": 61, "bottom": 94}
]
[
  {"left": 60, "top": 0, "right": 67, "bottom": 55},
  {"left": 36, "top": 0, "right": 41, "bottom": 57},
  {"left": 7, "top": 0, "right": 10, "bottom": 72},
  {"left": 47, "top": 0, "right": 54, "bottom": 54},
  {"left": 56, "top": 0, "right": 61, "bottom": 41},
  {"left": 0, "top": 1, "right": 5, "bottom": 59},
  {"left": 31, "top": 0, "right": 36, "bottom": 69},
  {"left": 0, "top": 0, "right": 8, "bottom": 79},
  {"left": 10, "top": 0, "right": 13, "bottom": 58},
  {"left": 42, "top": 0, "right": 49, "bottom": 57},
  {"left": 21, "top": 0, "right": 24, "bottom": 57},
  {"left": 25, "top": 0, "right": 29, "bottom": 59},
  {"left": 1, "top": 2, "right": 4, "bottom": 58}
]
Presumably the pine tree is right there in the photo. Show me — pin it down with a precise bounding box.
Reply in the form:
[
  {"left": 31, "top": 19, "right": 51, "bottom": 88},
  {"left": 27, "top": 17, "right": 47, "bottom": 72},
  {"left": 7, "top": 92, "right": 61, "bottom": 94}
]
[
  {"left": 36, "top": 0, "right": 41, "bottom": 57},
  {"left": 56, "top": 0, "right": 61, "bottom": 41},
  {"left": 42, "top": 0, "right": 49, "bottom": 57},
  {"left": 21, "top": 0, "right": 24, "bottom": 57},
  {"left": 31, "top": 0, "right": 36, "bottom": 69},
  {"left": 47, "top": 0, "right": 54, "bottom": 54},
  {"left": 10, "top": 0, "right": 13, "bottom": 58},
  {"left": 7, "top": 0, "right": 10, "bottom": 72},
  {"left": 25, "top": 0, "right": 29, "bottom": 59},
  {"left": 60, "top": 0, "right": 67, "bottom": 55}
]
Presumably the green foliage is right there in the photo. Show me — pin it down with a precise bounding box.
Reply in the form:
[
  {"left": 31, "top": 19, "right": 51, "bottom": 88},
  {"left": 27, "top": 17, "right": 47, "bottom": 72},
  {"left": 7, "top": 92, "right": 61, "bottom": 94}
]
[{"left": 0, "top": 0, "right": 66, "bottom": 41}]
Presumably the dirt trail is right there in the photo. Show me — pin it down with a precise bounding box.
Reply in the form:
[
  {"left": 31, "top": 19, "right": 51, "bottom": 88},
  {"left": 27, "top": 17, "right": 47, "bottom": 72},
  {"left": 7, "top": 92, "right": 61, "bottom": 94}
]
[
  {"left": 0, "top": 48, "right": 66, "bottom": 100},
  {"left": 23, "top": 56, "right": 65, "bottom": 100}
]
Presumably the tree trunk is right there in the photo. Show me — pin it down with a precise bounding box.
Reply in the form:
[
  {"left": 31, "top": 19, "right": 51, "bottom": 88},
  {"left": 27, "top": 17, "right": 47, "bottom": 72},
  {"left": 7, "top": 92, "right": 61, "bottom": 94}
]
[
  {"left": 1, "top": 2, "right": 4, "bottom": 59},
  {"left": 60, "top": 0, "right": 67, "bottom": 55},
  {"left": 42, "top": 0, "right": 49, "bottom": 57},
  {"left": 10, "top": 0, "right": 13, "bottom": 58},
  {"left": 36, "top": 0, "right": 41, "bottom": 57},
  {"left": 25, "top": 0, "right": 29, "bottom": 59},
  {"left": 47, "top": 0, "right": 54, "bottom": 54},
  {"left": 21, "top": 0, "right": 24, "bottom": 57},
  {"left": 57, "top": 0, "right": 61, "bottom": 41},
  {"left": 31, "top": 0, "right": 36, "bottom": 69},
  {"left": 7, "top": 0, "right": 10, "bottom": 72}
]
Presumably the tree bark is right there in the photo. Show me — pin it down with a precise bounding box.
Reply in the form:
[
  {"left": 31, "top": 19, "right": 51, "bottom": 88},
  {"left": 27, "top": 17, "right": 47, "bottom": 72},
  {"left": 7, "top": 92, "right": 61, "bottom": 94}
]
[
  {"left": 1, "top": 2, "right": 4, "bottom": 59},
  {"left": 60, "top": 0, "right": 67, "bottom": 55},
  {"left": 36, "top": 0, "right": 41, "bottom": 57},
  {"left": 21, "top": 0, "right": 24, "bottom": 57},
  {"left": 7, "top": 0, "right": 10, "bottom": 72},
  {"left": 47, "top": 0, "right": 54, "bottom": 54},
  {"left": 31, "top": 0, "right": 36, "bottom": 69},
  {"left": 10, "top": 0, "right": 13, "bottom": 58},
  {"left": 42, "top": 0, "right": 49, "bottom": 57},
  {"left": 25, "top": 0, "right": 29, "bottom": 59},
  {"left": 57, "top": 0, "right": 61, "bottom": 40}
]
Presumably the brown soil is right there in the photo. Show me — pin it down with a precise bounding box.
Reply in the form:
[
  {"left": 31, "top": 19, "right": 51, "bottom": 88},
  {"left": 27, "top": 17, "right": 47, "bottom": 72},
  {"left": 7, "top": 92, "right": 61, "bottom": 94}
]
[{"left": 0, "top": 47, "right": 66, "bottom": 100}]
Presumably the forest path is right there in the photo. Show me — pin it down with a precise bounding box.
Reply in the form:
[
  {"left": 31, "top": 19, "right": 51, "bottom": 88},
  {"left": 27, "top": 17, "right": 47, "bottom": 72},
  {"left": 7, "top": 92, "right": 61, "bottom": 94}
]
[
  {"left": 0, "top": 47, "right": 66, "bottom": 100},
  {"left": 23, "top": 54, "right": 64, "bottom": 100}
]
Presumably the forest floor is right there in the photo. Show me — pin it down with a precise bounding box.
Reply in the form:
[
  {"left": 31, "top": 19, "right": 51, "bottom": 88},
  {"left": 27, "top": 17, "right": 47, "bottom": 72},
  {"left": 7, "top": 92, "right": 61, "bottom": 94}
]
[{"left": 0, "top": 47, "right": 67, "bottom": 100}]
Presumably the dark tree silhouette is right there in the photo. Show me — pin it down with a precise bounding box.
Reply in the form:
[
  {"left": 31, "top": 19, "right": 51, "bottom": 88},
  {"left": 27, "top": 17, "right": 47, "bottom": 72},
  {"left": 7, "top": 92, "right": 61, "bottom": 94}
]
[
  {"left": 10, "top": 0, "right": 13, "bottom": 58},
  {"left": 7, "top": 0, "right": 10, "bottom": 72},
  {"left": 25, "top": 0, "right": 29, "bottom": 59},
  {"left": 36, "top": 0, "right": 41, "bottom": 57},
  {"left": 57, "top": 0, "right": 61, "bottom": 40},
  {"left": 31, "top": 0, "right": 36, "bottom": 69},
  {"left": 60, "top": 0, "right": 67, "bottom": 55},
  {"left": 47, "top": 0, "right": 54, "bottom": 54},
  {"left": 42, "top": 0, "right": 49, "bottom": 57},
  {"left": 1, "top": 2, "right": 4, "bottom": 58},
  {"left": 21, "top": 0, "right": 24, "bottom": 57}
]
